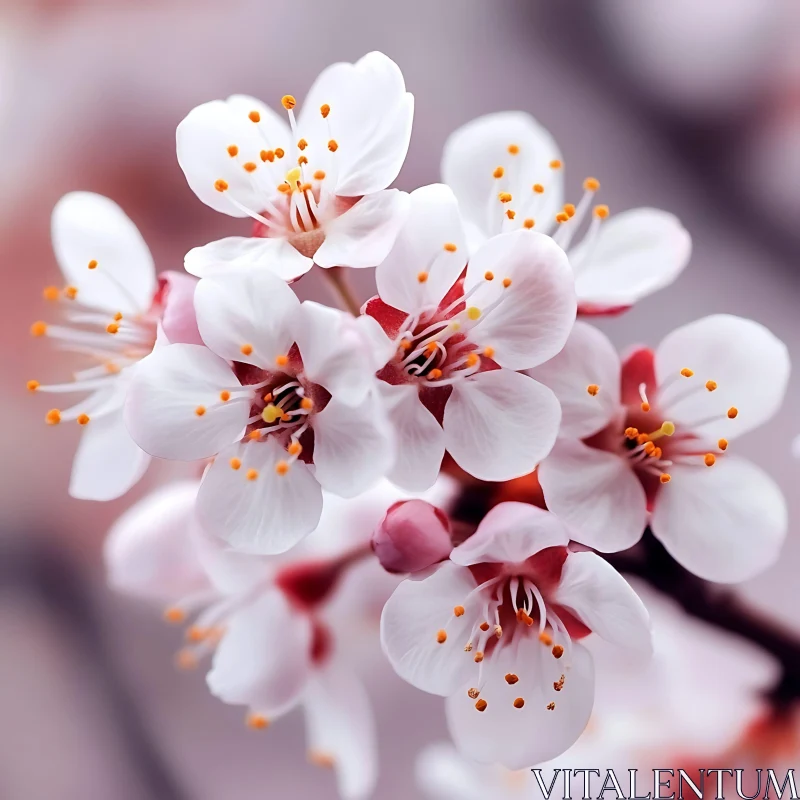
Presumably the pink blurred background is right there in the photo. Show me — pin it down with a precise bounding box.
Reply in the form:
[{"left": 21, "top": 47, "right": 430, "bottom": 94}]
[{"left": 2, "top": 1, "right": 800, "bottom": 797}]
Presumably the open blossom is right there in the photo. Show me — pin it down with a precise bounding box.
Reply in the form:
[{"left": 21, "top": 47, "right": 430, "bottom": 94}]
[
  {"left": 441, "top": 112, "right": 691, "bottom": 314},
  {"left": 105, "top": 477, "right": 456, "bottom": 800},
  {"left": 381, "top": 502, "right": 651, "bottom": 769},
  {"left": 178, "top": 51, "right": 412, "bottom": 281},
  {"left": 366, "top": 183, "right": 576, "bottom": 489},
  {"left": 28, "top": 192, "right": 199, "bottom": 501},
  {"left": 530, "top": 316, "right": 790, "bottom": 582},
  {"left": 125, "top": 268, "right": 395, "bottom": 554}
]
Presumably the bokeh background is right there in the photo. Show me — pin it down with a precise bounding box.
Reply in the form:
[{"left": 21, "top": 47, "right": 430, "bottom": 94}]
[{"left": 2, "top": 0, "right": 800, "bottom": 797}]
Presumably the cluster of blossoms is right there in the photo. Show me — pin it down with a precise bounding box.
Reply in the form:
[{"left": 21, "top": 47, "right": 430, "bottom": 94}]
[{"left": 30, "top": 52, "right": 790, "bottom": 798}]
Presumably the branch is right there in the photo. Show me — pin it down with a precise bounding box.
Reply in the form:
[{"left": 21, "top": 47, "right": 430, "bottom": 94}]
[{"left": 323, "top": 267, "right": 362, "bottom": 316}]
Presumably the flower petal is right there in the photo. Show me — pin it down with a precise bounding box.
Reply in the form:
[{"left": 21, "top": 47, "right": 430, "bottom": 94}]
[
  {"left": 380, "top": 383, "right": 445, "bottom": 491},
  {"left": 416, "top": 743, "right": 501, "bottom": 800},
  {"left": 527, "top": 321, "right": 621, "bottom": 439},
  {"left": 184, "top": 236, "right": 313, "bottom": 281},
  {"left": 303, "top": 664, "right": 378, "bottom": 800},
  {"left": 176, "top": 96, "right": 291, "bottom": 217},
  {"left": 124, "top": 343, "right": 248, "bottom": 460},
  {"left": 451, "top": 503, "right": 569, "bottom": 567},
  {"left": 194, "top": 267, "right": 300, "bottom": 367},
  {"left": 104, "top": 481, "right": 209, "bottom": 602},
  {"left": 554, "top": 551, "right": 652, "bottom": 653},
  {"left": 311, "top": 391, "right": 395, "bottom": 498},
  {"left": 158, "top": 271, "right": 202, "bottom": 346},
  {"left": 197, "top": 437, "right": 323, "bottom": 554},
  {"left": 299, "top": 52, "right": 413, "bottom": 197},
  {"left": 375, "top": 184, "right": 468, "bottom": 314},
  {"left": 313, "top": 190, "right": 410, "bottom": 270},
  {"left": 51, "top": 192, "right": 156, "bottom": 315},
  {"left": 70, "top": 405, "right": 151, "bottom": 501},
  {"left": 441, "top": 111, "right": 564, "bottom": 244},
  {"left": 207, "top": 589, "right": 312, "bottom": 715},
  {"left": 464, "top": 230, "right": 576, "bottom": 370},
  {"left": 655, "top": 314, "right": 790, "bottom": 440},
  {"left": 380, "top": 561, "right": 479, "bottom": 696},
  {"left": 444, "top": 370, "right": 561, "bottom": 482},
  {"left": 445, "top": 637, "right": 594, "bottom": 770},
  {"left": 293, "top": 301, "right": 393, "bottom": 406},
  {"left": 570, "top": 208, "right": 691, "bottom": 309},
  {"left": 650, "top": 456, "right": 787, "bottom": 583},
  {"left": 538, "top": 439, "right": 647, "bottom": 552}
]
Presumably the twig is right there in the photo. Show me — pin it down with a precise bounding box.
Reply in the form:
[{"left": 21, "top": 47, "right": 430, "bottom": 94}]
[{"left": 324, "top": 267, "right": 362, "bottom": 316}]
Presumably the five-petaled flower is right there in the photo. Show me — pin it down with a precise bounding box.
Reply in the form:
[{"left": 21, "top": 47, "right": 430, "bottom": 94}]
[
  {"left": 125, "top": 268, "right": 395, "bottom": 554},
  {"left": 177, "top": 51, "right": 413, "bottom": 281},
  {"left": 381, "top": 502, "right": 651, "bottom": 769},
  {"left": 530, "top": 316, "right": 790, "bottom": 582},
  {"left": 28, "top": 192, "right": 200, "bottom": 501},
  {"left": 441, "top": 112, "right": 692, "bottom": 315},
  {"left": 365, "top": 183, "right": 576, "bottom": 489}
]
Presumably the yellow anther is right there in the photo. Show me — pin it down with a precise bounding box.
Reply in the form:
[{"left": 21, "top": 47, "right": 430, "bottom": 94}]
[
  {"left": 240, "top": 343, "right": 253, "bottom": 356},
  {"left": 466, "top": 306, "right": 481, "bottom": 321},
  {"left": 660, "top": 421, "right": 676, "bottom": 436},
  {"left": 31, "top": 321, "right": 47, "bottom": 337},
  {"left": 214, "top": 179, "right": 228, "bottom": 192},
  {"left": 328, "top": 140, "right": 338, "bottom": 152},
  {"left": 106, "top": 323, "right": 119, "bottom": 334},
  {"left": 706, "top": 380, "right": 717, "bottom": 392},
  {"left": 583, "top": 177, "right": 600, "bottom": 191},
  {"left": 508, "top": 143, "right": 520, "bottom": 155},
  {"left": 704, "top": 453, "right": 716, "bottom": 467},
  {"left": 281, "top": 95, "right": 296, "bottom": 110},
  {"left": 483, "top": 346, "right": 495, "bottom": 358},
  {"left": 275, "top": 148, "right": 285, "bottom": 159},
  {"left": 564, "top": 203, "right": 576, "bottom": 218},
  {"left": 532, "top": 183, "right": 544, "bottom": 193},
  {"left": 275, "top": 354, "right": 289, "bottom": 367},
  {"left": 417, "top": 271, "right": 428, "bottom": 284},
  {"left": 297, "top": 138, "right": 308, "bottom": 150},
  {"left": 555, "top": 211, "right": 569, "bottom": 223},
  {"left": 475, "top": 699, "right": 488, "bottom": 712},
  {"left": 466, "top": 353, "right": 479, "bottom": 368},
  {"left": 64, "top": 285, "right": 78, "bottom": 299},
  {"left": 718, "top": 438, "right": 728, "bottom": 451},
  {"left": 246, "top": 713, "right": 270, "bottom": 730},
  {"left": 513, "top": 697, "right": 525, "bottom": 709},
  {"left": 243, "top": 162, "right": 257, "bottom": 172},
  {"left": 27, "top": 380, "right": 40, "bottom": 392},
  {"left": 313, "top": 170, "right": 326, "bottom": 180},
  {"left": 275, "top": 461, "right": 290, "bottom": 476},
  {"left": 594, "top": 204, "right": 609, "bottom": 219},
  {"left": 552, "top": 645, "right": 564, "bottom": 659},
  {"left": 163, "top": 607, "right": 185, "bottom": 624},
  {"left": 443, "top": 242, "right": 458, "bottom": 252},
  {"left": 680, "top": 368, "right": 694, "bottom": 377},
  {"left": 285, "top": 167, "right": 302, "bottom": 184},
  {"left": 248, "top": 110, "right": 261, "bottom": 123},
  {"left": 549, "top": 159, "right": 562, "bottom": 169},
  {"left": 300, "top": 397, "right": 314, "bottom": 411},
  {"left": 220, "top": 390, "right": 231, "bottom": 402},
  {"left": 246, "top": 468, "right": 259, "bottom": 481},
  {"left": 229, "top": 457, "right": 241, "bottom": 470},
  {"left": 77, "top": 414, "right": 90, "bottom": 426},
  {"left": 43, "top": 285, "right": 60, "bottom": 301},
  {"left": 436, "top": 630, "right": 447, "bottom": 644},
  {"left": 498, "top": 192, "right": 513, "bottom": 203},
  {"left": 428, "top": 368, "right": 443, "bottom": 380},
  {"left": 587, "top": 384, "right": 599, "bottom": 396},
  {"left": 262, "top": 404, "right": 282, "bottom": 424},
  {"left": 660, "top": 473, "right": 672, "bottom": 484},
  {"left": 261, "top": 149, "right": 275, "bottom": 162},
  {"left": 506, "top": 209, "right": 516, "bottom": 220},
  {"left": 502, "top": 277, "right": 512, "bottom": 288},
  {"left": 195, "top": 406, "right": 206, "bottom": 417},
  {"left": 320, "top": 103, "right": 330, "bottom": 118},
  {"left": 493, "top": 166, "right": 505, "bottom": 179},
  {"left": 227, "top": 144, "right": 239, "bottom": 157},
  {"left": 454, "top": 605, "right": 465, "bottom": 617},
  {"left": 88, "top": 259, "right": 98, "bottom": 270},
  {"left": 523, "top": 218, "right": 535, "bottom": 229}
]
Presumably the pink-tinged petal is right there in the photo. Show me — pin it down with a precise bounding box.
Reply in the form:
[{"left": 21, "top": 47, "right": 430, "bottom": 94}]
[
  {"left": 314, "top": 190, "right": 410, "bottom": 269},
  {"left": 416, "top": 743, "right": 508, "bottom": 800},
  {"left": 376, "top": 184, "right": 468, "bottom": 315},
  {"left": 194, "top": 268, "right": 299, "bottom": 367},
  {"left": 70, "top": 405, "right": 151, "bottom": 501},
  {"left": 451, "top": 503, "right": 569, "bottom": 567},
  {"left": 445, "top": 637, "right": 594, "bottom": 770},
  {"left": 176, "top": 96, "right": 291, "bottom": 217},
  {"left": 299, "top": 52, "right": 413, "bottom": 197},
  {"left": 197, "top": 437, "right": 323, "bottom": 554},
  {"left": 311, "top": 391, "right": 394, "bottom": 498},
  {"left": 554, "top": 551, "right": 652, "bottom": 653},
  {"left": 527, "top": 321, "right": 622, "bottom": 439},
  {"left": 363, "top": 295, "right": 409, "bottom": 340},
  {"left": 380, "top": 562, "right": 479, "bottom": 696},
  {"left": 620, "top": 346, "right": 656, "bottom": 407},
  {"left": 372, "top": 499, "right": 453, "bottom": 574},
  {"left": 380, "top": 383, "right": 445, "bottom": 491},
  {"left": 441, "top": 111, "right": 564, "bottom": 243},
  {"left": 207, "top": 589, "right": 312, "bottom": 715},
  {"left": 650, "top": 456, "right": 787, "bottom": 583},
  {"left": 303, "top": 664, "right": 378, "bottom": 800},
  {"left": 655, "top": 315, "right": 790, "bottom": 440},
  {"left": 570, "top": 208, "right": 691, "bottom": 308},
  {"left": 293, "top": 301, "right": 393, "bottom": 406},
  {"left": 52, "top": 192, "right": 156, "bottom": 315},
  {"left": 464, "top": 230, "right": 576, "bottom": 370},
  {"left": 184, "top": 236, "right": 312, "bottom": 281},
  {"left": 104, "top": 481, "right": 209, "bottom": 603},
  {"left": 538, "top": 439, "right": 647, "bottom": 552},
  {"left": 124, "top": 344, "right": 247, "bottom": 461},
  {"left": 444, "top": 370, "right": 561, "bottom": 482},
  {"left": 158, "top": 271, "right": 202, "bottom": 346}
]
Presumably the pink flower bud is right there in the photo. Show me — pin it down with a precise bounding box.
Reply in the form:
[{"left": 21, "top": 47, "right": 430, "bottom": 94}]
[{"left": 372, "top": 500, "right": 453, "bottom": 574}]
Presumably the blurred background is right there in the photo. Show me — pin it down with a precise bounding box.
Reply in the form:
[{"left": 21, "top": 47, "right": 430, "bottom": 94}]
[{"left": 2, "top": 0, "right": 800, "bottom": 797}]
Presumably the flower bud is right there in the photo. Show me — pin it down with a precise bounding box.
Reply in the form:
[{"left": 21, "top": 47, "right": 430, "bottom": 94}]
[{"left": 372, "top": 500, "right": 453, "bottom": 574}]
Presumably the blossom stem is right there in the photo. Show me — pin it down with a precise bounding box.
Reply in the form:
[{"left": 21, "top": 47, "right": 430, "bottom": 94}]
[{"left": 324, "top": 267, "right": 361, "bottom": 316}]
